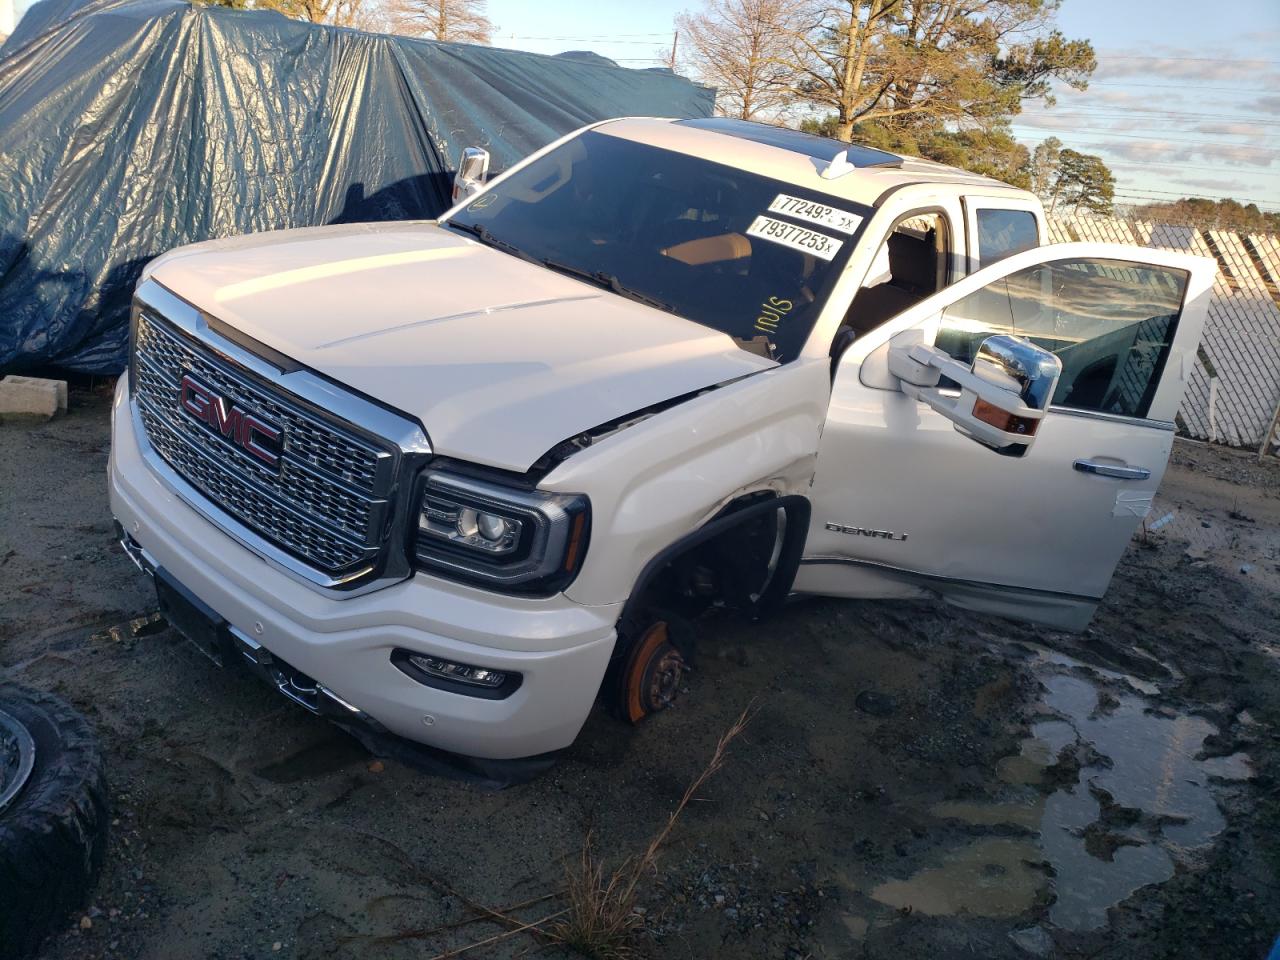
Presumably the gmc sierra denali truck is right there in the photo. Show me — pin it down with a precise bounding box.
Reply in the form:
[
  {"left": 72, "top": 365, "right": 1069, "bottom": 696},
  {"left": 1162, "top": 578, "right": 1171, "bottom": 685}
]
[{"left": 109, "top": 117, "right": 1214, "bottom": 773}]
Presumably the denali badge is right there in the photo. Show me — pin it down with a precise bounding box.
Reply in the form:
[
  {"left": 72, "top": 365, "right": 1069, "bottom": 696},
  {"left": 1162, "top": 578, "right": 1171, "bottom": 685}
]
[
  {"left": 825, "top": 522, "right": 908, "bottom": 542},
  {"left": 179, "top": 374, "right": 283, "bottom": 469}
]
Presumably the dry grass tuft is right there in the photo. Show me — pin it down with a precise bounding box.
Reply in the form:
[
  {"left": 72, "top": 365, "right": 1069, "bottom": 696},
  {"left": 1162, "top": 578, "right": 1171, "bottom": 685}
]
[{"left": 546, "top": 704, "right": 755, "bottom": 959}]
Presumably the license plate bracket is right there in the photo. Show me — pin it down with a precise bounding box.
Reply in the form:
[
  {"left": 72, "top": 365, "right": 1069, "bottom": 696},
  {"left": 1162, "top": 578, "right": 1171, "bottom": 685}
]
[{"left": 154, "top": 569, "right": 231, "bottom": 667}]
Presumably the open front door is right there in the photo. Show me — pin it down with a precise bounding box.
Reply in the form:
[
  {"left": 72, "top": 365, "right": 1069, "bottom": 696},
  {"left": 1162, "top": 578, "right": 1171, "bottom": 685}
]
[{"left": 797, "top": 242, "right": 1216, "bottom": 630}]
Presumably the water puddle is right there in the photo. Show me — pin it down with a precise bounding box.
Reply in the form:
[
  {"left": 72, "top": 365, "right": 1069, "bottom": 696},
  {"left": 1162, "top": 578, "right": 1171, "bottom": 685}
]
[
  {"left": 870, "top": 840, "right": 1045, "bottom": 919},
  {"left": 872, "top": 648, "right": 1252, "bottom": 932}
]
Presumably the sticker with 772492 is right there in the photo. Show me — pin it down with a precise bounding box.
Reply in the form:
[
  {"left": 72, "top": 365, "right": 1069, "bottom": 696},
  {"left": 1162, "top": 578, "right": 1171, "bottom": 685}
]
[{"left": 767, "top": 194, "right": 863, "bottom": 235}]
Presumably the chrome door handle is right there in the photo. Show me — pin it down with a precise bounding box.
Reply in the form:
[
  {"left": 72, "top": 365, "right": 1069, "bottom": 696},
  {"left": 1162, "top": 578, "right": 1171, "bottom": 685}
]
[{"left": 1073, "top": 459, "right": 1151, "bottom": 480}]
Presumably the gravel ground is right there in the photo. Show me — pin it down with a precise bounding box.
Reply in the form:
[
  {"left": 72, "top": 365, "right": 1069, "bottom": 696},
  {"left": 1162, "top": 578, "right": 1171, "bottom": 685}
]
[{"left": 1, "top": 383, "right": 1277, "bottom": 960}]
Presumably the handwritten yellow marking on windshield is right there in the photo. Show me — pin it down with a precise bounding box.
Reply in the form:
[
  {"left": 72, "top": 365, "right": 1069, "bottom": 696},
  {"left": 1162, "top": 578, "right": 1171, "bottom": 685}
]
[{"left": 755, "top": 295, "right": 793, "bottom": 334}]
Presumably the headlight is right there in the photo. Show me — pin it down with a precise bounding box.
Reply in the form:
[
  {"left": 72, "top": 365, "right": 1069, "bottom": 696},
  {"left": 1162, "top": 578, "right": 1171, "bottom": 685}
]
[{"left": 414, "top": 470, "right": 590, "bottom": 594}]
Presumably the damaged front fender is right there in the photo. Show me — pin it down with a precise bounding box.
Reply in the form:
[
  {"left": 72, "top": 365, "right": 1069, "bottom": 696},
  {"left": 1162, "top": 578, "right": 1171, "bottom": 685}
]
[{"left": 539, "top": 358, "right": 830, "bottom": 608}]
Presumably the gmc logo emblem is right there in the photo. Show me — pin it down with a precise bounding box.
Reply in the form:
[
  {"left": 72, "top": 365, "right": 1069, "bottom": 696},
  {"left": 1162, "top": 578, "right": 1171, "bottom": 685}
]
[{"left": 179, "top": 373, "right": 283, "bottom": 470}]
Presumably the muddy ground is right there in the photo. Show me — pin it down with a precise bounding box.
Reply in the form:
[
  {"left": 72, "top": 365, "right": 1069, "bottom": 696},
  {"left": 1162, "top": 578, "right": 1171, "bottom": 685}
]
[{"left": 2, "top": 383, "right": 1278, "bottom": 960}]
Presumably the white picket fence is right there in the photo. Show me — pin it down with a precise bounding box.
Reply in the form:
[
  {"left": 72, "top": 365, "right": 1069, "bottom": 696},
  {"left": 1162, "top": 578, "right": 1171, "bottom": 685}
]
[{"left": 1046, "top": 216, "right": 1280, "bottom": 457}]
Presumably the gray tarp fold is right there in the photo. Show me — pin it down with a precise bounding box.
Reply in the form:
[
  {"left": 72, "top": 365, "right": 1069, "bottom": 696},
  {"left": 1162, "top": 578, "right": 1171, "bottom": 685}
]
[{"left": 0, "top": 0, "right": 713, "bottom": 372}]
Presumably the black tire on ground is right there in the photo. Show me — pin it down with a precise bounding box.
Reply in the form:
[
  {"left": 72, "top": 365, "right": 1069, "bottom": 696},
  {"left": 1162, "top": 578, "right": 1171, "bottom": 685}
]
[{"left": 0, "top": 684, "right": 108, "bottom": 960}]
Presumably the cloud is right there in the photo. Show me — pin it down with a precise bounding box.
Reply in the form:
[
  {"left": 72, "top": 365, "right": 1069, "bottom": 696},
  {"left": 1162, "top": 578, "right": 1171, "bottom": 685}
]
[
  {"left": 1084, "top": 139, "right": 1276, "bottom": 168},
  {"left": 1092, "top": 47, "right": 1280, "bottom": 86},
  {"left": 1249, "top": 95, "right": 1280, "bottom": 115},
  {"left": 1017, "top": 118, "right": 1277, "bottom": 159},
  {"left": 1192, "top": 143, "right": 1278, "bottom": 166},
  {"left": 1090, "top": 141, "right": 1195, "bottom": 163},
  {"left": 1174, "top": 177, "right": 1262, "bottom": 192},
  {"left": 1060, "top": 87, "right": 1183, "bottom": 109},
  {"left": 1191, "top": 121, "right": 1273, "bottom": 139},
  {"left": 1014, "top": 111, "right": 1081, "bottom": 132},
  {"left": 1187, "top": 121, "right": 1278, "bottom": 147},
  {"left": 1096, "top": 60, "right": 1266, "bottom": 85}
]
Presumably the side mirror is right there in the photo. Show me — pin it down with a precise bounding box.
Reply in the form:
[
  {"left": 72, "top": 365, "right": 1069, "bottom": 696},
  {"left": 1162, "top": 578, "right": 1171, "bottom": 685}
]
[
  {"left": 452, "top": 146, "right": 490, "bottom": 203},
  {"left": 888, "top": 332, "right": 1061, "bottom": 457}
]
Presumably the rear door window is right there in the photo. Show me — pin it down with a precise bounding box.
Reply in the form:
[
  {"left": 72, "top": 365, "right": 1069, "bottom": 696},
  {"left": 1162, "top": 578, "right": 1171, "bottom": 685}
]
[{"left": 976, "top": 209, "right": 1039, "bottom": 269}]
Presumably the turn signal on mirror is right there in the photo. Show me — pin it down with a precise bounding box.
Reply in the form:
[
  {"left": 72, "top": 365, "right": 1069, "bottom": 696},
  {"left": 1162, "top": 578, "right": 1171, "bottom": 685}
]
[{"left": 972, "top": 398, "right": 1040, "bottom": 436}]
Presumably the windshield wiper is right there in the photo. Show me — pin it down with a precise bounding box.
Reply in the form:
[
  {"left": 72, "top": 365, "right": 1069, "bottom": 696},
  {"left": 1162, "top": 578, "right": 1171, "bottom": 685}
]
[
  {"left": 446, "top": 220, "right": 540, "bottom": 266},
  {"left": 540, "top": 259, "right": 675, "bottom": 314}
]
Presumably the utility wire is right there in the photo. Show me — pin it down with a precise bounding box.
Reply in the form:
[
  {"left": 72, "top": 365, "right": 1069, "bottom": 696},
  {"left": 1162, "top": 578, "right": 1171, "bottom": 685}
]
[
  {"left": 1020, "top": 149, "right": 1277, "bottom": 176},
  {"left": 1089, "top": 81, "right": 1279, "bottom": 93},
  {"left": 1116, "top": 198, "right": 1279, "bottom": 212},
  {"left": 497, "top": 33, "right": 668, "bottom": 39},
  {"left": 1111, "top": 190, "right": 1279, "bottom": 206},
  {"left": 1018, "top": 127, "right": 1280, "bottom": 142},
  {"left": 1103, "top": 160, "right": 1280, "bottom": 174},
  {"left": 1115, "top": 187, "right": 1273, "bottom": 198},
  {"left": 498, "top": 39, "right": 670, "bottom": 45},
  {"left": 1022, "top": 111, "right": 1280, "bottom": 126},
  {"left": 1012, "top": 129, "right": 1279, "bottom": 150},
  {"left": 1113, "top": 198, "right": 1279, "bottom": 211},
  {"left": 1094, "top": 54, "right": 1280, "bottom": 64}
]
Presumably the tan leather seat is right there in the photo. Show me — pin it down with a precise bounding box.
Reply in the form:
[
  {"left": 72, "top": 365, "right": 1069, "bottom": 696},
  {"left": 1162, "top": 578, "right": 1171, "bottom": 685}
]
[
  {"left": 661, "top": 233, "right": 751, "bottom": 266},
  {"left": 844, "top": 232, "right": 940, "bottom": 337}
]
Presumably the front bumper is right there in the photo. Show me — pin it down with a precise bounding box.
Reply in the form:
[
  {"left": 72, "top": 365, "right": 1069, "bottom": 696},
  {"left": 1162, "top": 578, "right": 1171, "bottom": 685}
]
[{"left": 109, "top": 377, "right": 619, "bottom": 762}]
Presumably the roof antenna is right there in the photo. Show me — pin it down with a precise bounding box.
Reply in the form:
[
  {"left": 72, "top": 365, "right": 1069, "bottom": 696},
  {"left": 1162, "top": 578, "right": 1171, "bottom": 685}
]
[{"left": 821, "top": 149, "right": 856, "bottom": 179}]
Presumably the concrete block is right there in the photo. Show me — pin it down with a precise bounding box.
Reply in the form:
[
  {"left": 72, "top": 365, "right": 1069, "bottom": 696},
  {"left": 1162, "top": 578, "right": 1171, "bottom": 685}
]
[{"left": 0, "top": 375, "right": 67, "bottom": 421}]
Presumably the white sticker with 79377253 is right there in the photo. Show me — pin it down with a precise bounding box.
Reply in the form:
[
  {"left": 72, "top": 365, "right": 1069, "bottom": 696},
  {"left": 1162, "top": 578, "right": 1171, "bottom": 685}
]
[
  {"left": 767, "top": 194, "right": 863, "bottom": 235},
  {"left": 746, "top": 215, "right": 843, "bottom": 260}
]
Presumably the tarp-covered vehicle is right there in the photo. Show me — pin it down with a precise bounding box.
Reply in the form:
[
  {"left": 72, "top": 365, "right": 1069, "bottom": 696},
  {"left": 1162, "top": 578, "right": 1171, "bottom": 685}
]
[{"left": 0, "top": 0, "right": 714, "bottom": 372}]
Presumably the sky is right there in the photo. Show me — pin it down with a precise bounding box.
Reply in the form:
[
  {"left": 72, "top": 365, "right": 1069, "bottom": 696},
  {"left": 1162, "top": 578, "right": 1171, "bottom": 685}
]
[
  {"left": 10, "top": 0, "right": 1276, "bottom": 210},
  {"left": 484, "top": 0, "right": 1280, "bottom": 212}
]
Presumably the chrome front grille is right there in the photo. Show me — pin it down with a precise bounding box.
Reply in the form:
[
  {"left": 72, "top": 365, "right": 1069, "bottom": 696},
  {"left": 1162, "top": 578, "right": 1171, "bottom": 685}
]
[{"left": 132, "top": 306, "right": 399, "bottom": 578}]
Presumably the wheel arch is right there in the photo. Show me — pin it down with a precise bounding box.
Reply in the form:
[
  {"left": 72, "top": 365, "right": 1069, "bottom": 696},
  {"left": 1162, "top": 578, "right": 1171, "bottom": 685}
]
[{"left": 617, "top": 491, "right": 812, "bottom": 627}]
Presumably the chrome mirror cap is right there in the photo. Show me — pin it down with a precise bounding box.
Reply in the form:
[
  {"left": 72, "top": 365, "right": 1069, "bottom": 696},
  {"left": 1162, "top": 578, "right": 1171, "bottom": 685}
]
[
  {"left": 452, "top": 146, "right": 491, "bottom": 203},
  {"left": 973, "top": 334, "right": 1061, "bottom": 413}
]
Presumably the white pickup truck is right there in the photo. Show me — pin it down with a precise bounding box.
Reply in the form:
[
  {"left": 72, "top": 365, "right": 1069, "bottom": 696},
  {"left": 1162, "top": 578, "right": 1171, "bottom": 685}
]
[{"left": 109, "top": 117, "right": 1214, "bottom": 774}]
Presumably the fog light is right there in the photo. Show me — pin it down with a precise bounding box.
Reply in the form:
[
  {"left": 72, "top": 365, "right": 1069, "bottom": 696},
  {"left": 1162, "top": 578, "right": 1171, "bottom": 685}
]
[{"left": 408, "top": 653, "right": 506, "bottom": 688}]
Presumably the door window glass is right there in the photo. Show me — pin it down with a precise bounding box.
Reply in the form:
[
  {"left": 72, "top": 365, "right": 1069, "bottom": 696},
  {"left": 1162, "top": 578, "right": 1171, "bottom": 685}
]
[
  {"left": 935, "top": 258, "right": 1189, "bottom": 418},
  {"left": 976, "top": 209, "right": 1039, "bottom": 268}
]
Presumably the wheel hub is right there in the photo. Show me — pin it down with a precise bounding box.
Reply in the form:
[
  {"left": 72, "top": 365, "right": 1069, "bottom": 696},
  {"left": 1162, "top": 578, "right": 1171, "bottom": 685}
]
[
  {"left": 643, "top": 646, "right": 685, "bottom": 712},
  {"left": 622, "top": 621, "right": 688, "bottom": 723},
  {"left": 0, "top": 707, "right": 36, "bottom": 815}
]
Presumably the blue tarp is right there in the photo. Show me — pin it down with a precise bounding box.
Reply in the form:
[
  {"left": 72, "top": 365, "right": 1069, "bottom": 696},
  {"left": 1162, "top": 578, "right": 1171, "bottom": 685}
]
[{"left": 0, "top": 0, "right": 714, "bottom": 373}]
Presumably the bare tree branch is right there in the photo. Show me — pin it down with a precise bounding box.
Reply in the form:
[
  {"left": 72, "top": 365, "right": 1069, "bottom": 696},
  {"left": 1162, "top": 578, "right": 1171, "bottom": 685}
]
[
  {"left": 385, "top": 0, "right": 493, "bottom": 44},
  {"left": 676, "top": 0, "right": 804, "bottom": 120}
]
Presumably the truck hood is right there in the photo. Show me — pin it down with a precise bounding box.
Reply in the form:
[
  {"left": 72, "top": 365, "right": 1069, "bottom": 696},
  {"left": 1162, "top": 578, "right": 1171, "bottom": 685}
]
[{"left": 145, "top": 222, "right": 776, "bottom": 472}]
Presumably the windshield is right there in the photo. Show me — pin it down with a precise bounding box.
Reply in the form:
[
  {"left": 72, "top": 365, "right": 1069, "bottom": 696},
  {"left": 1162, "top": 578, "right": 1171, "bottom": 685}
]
[{"left": 446, "top": 129, "right": 871, "bottom": 362}]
